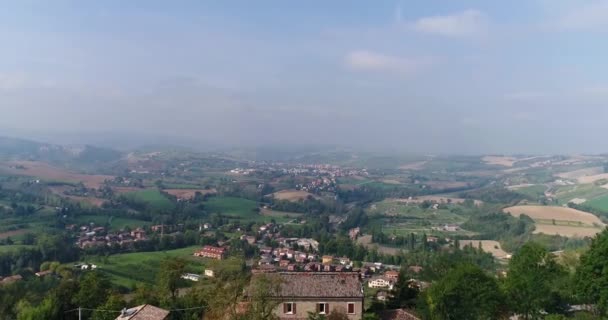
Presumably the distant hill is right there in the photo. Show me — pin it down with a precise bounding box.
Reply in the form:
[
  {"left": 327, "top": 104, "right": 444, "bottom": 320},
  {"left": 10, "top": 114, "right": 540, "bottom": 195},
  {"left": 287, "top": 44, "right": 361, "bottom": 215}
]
[{"left": 0, "top": 136, "right": 123, "bottom": 166}]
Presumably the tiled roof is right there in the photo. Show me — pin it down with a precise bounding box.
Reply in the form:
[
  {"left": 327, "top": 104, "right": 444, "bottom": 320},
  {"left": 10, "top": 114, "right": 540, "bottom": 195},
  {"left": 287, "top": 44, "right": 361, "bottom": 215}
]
[
  {"left": 378, "top": 309, "right": 420, "bottom": 320},
  {"left": 115, "top": 304, "right": 169, "bottom": 320},
  {"left": 273, "top": 272, "right": 363, "bottom": 298}
]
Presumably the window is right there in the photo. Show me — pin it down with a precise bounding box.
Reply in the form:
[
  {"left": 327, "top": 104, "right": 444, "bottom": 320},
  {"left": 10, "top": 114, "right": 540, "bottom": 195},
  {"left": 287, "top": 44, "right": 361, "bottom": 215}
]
[
  {"left": 347, "top": 302, "right": 355, "bottom": 314},
  {"left": 283, "top": 302, "right": 295, "bottom": 314},
  {"left": 317, "top": 303, "right": 328, "bottom": 314}
]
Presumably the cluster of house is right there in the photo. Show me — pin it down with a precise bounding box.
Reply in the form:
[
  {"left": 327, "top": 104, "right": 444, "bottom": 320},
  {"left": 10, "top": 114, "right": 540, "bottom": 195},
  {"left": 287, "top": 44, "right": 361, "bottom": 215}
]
[
  {"left": 72, "top": 225, "right": 150, "bottom": 249},
  {"left": 430, "top": 224, "right": 460, "bottom": 232},
  {"left": 70, "top": 222, "right": 191, "bottom": 250}
]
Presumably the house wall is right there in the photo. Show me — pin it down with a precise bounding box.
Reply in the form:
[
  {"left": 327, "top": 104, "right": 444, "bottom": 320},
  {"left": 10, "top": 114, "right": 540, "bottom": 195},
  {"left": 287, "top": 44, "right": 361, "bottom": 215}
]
[{"left": 274, "top": 299, "right": 363, "bottom": 320}]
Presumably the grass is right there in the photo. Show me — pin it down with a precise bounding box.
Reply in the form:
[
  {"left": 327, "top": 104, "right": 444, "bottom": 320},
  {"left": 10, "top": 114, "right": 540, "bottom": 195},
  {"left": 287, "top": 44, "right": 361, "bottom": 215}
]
[
  {"left": 0, "top": 244, "right": 36, "bottom": 253},
  {"left": 205, "top": 197, "right": 259, "bottom": 219},
  {"left": 83, "top": 246, "right": 244, "bottom": 289},
  {"left": 554, "top": 184, "right": 608, "bottom": 205},
  {"left": 162, "top": 183, "right": 203, "bottom": 189},
  {"left": 124, "top": 188, "right": 175, "bottom": 210},
  {"left": 74, "top": 215, "right": 151, "bottom": 231},
  {"left": 366, "top": 200, "right": 475, "bottom": 235},
  {"left": 586, "top": 195, "right": 608, "bottom": 211},
  {"left": 89, "top": 246, "right": 204, "bottom": 288},
  {"left": 513, "top": 185, "right": 546, "bottom": 199}
]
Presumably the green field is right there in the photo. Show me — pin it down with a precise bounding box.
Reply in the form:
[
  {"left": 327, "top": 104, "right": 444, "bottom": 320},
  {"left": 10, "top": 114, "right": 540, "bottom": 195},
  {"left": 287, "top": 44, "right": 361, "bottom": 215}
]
[
  {"left": 162, "top": 183, "right": 203, "bottom": 189},
  {"left": 554, "top": 184, "right": 608, "bottom": 205},
  {"left": 124, "top": 188, "right": 175, "bottom": 210},
  {"left": 91, "top": 246, "right": 203, "bottom": 287},
  {"left": 367, "top": 200, "right": 474, "bottom": 235},
  {"left": 586, "top": 195, "right": 608, "bottom": 211},
  {"left": 205, "top": 197, "right": 259, "bottom": 219},
  {"left": 513, "top": 185, "right": 546, "bottom": 199},
  {"left": 0, "top": 244, "right": 36, "bottom": 253},
  {"left": 84, "top": 246, "right": 243, "bottom": 288},
  {"left": 74, "top": 215, "right": 150, "bottom": 231}
]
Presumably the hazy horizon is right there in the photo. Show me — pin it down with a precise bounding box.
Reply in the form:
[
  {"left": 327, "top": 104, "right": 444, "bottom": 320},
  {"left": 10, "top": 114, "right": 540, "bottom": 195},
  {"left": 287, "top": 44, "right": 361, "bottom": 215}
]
[{"left": 2, "top": 1, "right": 608, "bottom": 154}]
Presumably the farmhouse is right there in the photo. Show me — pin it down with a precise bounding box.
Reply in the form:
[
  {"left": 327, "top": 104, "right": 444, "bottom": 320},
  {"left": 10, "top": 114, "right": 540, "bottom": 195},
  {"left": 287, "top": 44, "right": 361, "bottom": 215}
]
[
  {"left": 194, "top": 245, "right": 226, "bottom": 260},
  {"left": 204, "top": 269, "right": 215, "bottom": 277},
  {"left": 261, "top": 272, "right": 364, "bottom": 320},
  {"left": 115, "top": 304, "right": 169, "bottom": 320}
]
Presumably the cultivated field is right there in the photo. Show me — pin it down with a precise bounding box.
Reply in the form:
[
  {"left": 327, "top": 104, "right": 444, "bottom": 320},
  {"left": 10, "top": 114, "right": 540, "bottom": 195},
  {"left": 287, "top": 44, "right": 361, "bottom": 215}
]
[
  {"left": 381, "top": 179, "right": 402, "bottom": 185},
  {"left": 398, "top": 161, "right": 428, "bottom": 170},
  {"left": 391, "top": 196, "right": 482, "bottom": 206},
  {"left": 532, "top": 225, "right": 603, "bottom": 238},
  {"left": 205, "top": 196, "right": 260, "bottom": 219},
  {"left": 271, "top": 189, "right": 318, "bottom": 201},
  {"left": 164, "top": 188, "right": 217, "bottom": 200},
  {"left": 356, "top": 235, "right": 403, "bottom": 255},
  {"left": 586, "top": 195, "right": 608, "bottom": 211},
  {"left": 504, "top": 205, "right": 605, "bottom": 238},
  {"left": 482, "top": 156, "right": 517, "bottom": 167},
  {"left": 260, "top": 208, "right": 303, "bottom": 218},
  {"left": 555, "top": 167, "right": 606, "bottom": 183},
  {"left": 579, "top": 174, "right": 608, "bottom": 184},
  {"left": 503, "top": 205, "right": 604, "bottom": 226},
  {"left": 459, "top": 240, "right": 510, "bottom": 259},
  {"left": 123, "top": 189, "right": 175, "bottom": 210},
  {"left": 0, "top": 161, "right": 112, "bottom": 188}
]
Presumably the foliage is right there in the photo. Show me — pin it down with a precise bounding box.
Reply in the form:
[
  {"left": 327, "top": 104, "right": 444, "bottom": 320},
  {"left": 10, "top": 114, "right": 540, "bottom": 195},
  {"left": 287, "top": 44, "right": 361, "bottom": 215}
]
[
  {"left": 575, "top": 229, "right": 608, "bottom": 316},
  {"left": 425, "top": 264, "right": 505, "bottom": 320},
  {"left": 504, "top": 242, "right": 569, "bottom": 319},
  {"left": 157, "top": 258, "right": 186, "bottom": 302}
]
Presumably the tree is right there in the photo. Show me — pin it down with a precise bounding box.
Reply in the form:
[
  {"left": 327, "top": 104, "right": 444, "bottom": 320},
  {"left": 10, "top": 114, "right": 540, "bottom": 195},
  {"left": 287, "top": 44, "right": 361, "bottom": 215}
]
[
  {"left": 16, "top": 295, "right": 60, "bottom": 320},
  {"left": 575, "top": 229, "right": 608, "bottom": 316},
  {"left": 74, "top": 271, "right": 111, "bottom": 309},
  {"left": 425, "top": 263, "right": 504, "bottom": 320},
  {"left": 327, "top": 307, "right": 349, "bottom": 320},
  {"left": 504, "top": 242, "right": 567, "bottom": 319},
  {"left": 92, "top": 293, "right": 126, "bottom": 320},
  {"left": 242, "top": 274, "right": 283, "bottom": 320},
  {"left": 157, "top": 258, "right": 186, "bottom": 302}
]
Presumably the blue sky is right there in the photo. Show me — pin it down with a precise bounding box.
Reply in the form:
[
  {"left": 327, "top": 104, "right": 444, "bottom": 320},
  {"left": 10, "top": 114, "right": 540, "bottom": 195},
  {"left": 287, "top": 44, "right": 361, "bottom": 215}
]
[{"left": 1, "top": 1, "right": 608, "bottom": 153}]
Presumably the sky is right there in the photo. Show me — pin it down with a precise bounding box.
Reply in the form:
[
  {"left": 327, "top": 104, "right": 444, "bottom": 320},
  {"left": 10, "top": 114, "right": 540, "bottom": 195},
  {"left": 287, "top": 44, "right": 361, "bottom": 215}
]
[{"left": 1, "top": 0, "right": 608, "bottom": 154}]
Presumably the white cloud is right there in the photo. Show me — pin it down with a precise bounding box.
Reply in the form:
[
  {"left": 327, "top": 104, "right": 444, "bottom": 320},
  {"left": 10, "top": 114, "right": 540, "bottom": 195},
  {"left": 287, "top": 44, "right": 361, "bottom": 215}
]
[
  {"left": 503, "top": 91, "right": 550, "bottom": 101},
  {"left": 0, "top": 73, "right": 29, "bottom": 90},
  {"left": 413, "top": 9, "right": 487, "bottom": 37},
  {"left": 344, "top": 50, "right": 430, "bottom": 74},
  {"left": 556, "top": 0, "right": 608, "bottom": 31}
]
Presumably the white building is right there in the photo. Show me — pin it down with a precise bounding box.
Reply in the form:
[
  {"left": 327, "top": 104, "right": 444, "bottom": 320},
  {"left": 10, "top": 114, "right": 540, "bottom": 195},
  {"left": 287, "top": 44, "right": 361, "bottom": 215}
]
[
  {"left": 181, "top": 273, "right": 200, "bottom": 282},
  {"left": 368, "top": 277, "right": 394, "bottom": 290}
]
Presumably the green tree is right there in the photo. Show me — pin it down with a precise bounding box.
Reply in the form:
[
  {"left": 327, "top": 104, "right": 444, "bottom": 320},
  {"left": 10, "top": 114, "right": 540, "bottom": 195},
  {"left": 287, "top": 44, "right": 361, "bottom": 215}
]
[
  {"left": 504, "top": 242, "right": 567, "bottom": 319},
  {"left": 16, "top": 295, "right": 59, "bottom": 320},
  {"left": 74, "top": 271, "right": 111, "bottom": 309},
  {"left": 425, "top": 263, "right": 504, "bottom": 320},
  {"left": 92, "top": 293, "right": 126, "bottom": 320},
  {"left": 575, "top": 229, "right": 608, "bottom": 317},
  {"left": 157, "top": 258, "right": 186, "bottom": 302},
  {"left": 242, "top": 274, "right": 283, "bottom": 320}
]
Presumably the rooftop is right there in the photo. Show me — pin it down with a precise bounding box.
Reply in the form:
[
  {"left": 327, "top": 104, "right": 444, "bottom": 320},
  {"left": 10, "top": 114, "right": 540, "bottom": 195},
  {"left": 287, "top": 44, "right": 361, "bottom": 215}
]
[
  {"left": 271, "top": 272, "right": 363, "bottom": 298},
  {"left": 115, "top": 304, "right": 169, "bottom": 320}
]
